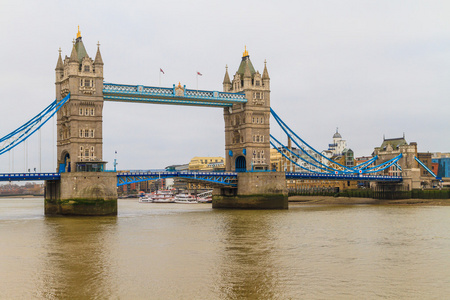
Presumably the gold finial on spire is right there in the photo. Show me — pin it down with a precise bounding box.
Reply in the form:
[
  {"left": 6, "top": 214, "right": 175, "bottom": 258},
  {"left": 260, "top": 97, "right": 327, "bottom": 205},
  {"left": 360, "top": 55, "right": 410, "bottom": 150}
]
[
  {"left": 58, "top": 47, "right": 62, "bottom": 54},
  {"left": 97, "top": 41, "right": 100, "bottom": 48},
  {"left": 243, "top": 45, "right": 249, "bottom": 57},
  {"left": 76, "top": 25, "right": 81, "bottom": 38}
]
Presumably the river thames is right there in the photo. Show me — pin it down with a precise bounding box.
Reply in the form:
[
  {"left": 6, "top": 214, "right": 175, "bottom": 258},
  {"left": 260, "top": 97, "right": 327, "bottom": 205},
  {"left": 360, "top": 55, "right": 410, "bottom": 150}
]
[{"left": 1, "top": 197, "right": 450, "bottom": 299}]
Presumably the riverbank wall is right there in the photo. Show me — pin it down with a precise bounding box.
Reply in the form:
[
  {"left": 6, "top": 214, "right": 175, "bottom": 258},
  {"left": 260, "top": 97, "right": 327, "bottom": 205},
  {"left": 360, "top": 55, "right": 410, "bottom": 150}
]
[{"left": 289, "top": 195, "right": 450, "bottom": 206}]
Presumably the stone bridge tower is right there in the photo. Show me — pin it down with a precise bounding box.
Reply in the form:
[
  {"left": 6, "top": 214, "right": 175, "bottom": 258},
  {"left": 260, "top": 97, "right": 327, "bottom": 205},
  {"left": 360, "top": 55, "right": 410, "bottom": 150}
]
[
  {"left": 214, "top": 48, "right": 287, "bottom": 209},
  {"left": 222, "top": 47, "right": 270, "bottom": 172},
  {"left": 46, "top": 28, "right": 117, "bottom": 216},
  {"left": 55, "top": 28, "right": 105, "bottom": 173}
]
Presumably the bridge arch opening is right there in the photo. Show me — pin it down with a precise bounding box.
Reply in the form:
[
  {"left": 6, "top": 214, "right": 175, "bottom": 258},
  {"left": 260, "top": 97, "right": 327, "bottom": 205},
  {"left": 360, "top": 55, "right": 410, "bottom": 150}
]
[
  {"left": 235, "top": 156, "right": 246, "bottom": 172},
  {"left": 59, "top": 152, "right": 71, "bottom": 173}
]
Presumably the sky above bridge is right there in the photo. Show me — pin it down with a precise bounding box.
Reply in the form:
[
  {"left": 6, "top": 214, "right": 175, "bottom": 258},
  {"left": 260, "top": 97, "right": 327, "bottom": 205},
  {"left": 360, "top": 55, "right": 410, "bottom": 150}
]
[{"left": 1, "top": 0, "right": 450, "bottom": 172}]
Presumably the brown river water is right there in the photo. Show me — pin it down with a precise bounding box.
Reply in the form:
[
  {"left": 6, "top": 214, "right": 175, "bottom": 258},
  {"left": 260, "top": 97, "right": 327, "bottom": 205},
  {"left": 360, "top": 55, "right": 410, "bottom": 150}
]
[{"left": 0, "top": 197, "right": 449, "bottom": 299}]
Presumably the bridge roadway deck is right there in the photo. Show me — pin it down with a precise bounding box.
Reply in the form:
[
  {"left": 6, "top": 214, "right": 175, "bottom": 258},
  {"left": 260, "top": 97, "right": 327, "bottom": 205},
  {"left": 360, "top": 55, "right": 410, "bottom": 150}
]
[
  {"left": 0, "top": 173, "right": 61, "bottom": 181},
  {"left": 103, "top": 83, "right": 247, "bottom": 107},
  {"left": 285, "top": 172, "right": 403, "bottom": 182},
  {"left": 0, "top": 172, "right": 402, "bottom": 184}
]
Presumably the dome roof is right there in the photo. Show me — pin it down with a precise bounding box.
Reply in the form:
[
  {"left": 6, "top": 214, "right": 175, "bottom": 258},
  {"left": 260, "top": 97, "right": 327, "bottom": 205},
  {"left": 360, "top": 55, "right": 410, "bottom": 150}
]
[{"left": 333, "top": 128, "right": 342, "bottom": 139}]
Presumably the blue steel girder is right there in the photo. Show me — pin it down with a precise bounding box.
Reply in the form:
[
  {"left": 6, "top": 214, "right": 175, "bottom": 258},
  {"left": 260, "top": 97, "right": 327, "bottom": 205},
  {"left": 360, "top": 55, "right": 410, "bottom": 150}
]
[
  {"left": 103, "top": 83, "right": 247, "bottom": 108},
  {"left": 117, "top": 171, "right": 237, "bottom": 187},
  {"left": 285, "top": 172, "right": 402, "bottom": 182},
  {"left": 0, "top": 173, "right": 61, "bottom": 182}
]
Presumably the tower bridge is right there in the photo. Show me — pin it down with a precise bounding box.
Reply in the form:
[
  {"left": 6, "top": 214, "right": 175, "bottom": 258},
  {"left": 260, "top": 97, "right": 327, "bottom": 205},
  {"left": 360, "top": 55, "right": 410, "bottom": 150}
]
[{"left": 0, "top": 29, "right": 433, "bottom": 215}]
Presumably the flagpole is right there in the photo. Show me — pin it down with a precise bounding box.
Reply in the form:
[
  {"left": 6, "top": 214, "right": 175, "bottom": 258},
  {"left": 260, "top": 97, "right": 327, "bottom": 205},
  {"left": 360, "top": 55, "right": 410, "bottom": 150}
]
[
  {"left": 159, "top": 70, "right": 161, "bottom": 87},
  {"left": 196, "top": 73, "right": 198, "bottom": 91}
]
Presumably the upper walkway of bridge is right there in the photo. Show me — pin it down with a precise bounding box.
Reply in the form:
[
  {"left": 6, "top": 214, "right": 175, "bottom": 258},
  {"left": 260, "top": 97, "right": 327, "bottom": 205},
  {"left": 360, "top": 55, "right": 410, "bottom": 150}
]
[{"left": 103, "top": 83, "right": 247, "bottom": 107}]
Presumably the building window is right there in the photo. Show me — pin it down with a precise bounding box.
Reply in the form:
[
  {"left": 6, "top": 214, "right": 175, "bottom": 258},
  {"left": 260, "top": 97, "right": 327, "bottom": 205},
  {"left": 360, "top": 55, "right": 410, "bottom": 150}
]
[
  {"left": 80, "top": 146, "right": 84, "bottom": 161},
  {"left": 84, "top": 65, "right": 90, "bottom": 72},
  {"left": 90, "top": 108, "right": 95, "bottom": 116},
  {"left": 79, "top": 129, "right": 83, "bottom": 138},
  {"left": 84, "top": 130, "right": 89, "bottom": 138},
  {"left": 79, "top": 108, "right": 83, "bottom": 115}
]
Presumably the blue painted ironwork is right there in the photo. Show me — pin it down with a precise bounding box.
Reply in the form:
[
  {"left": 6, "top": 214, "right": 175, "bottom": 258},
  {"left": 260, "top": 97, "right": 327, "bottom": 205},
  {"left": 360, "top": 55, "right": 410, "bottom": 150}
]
[
  {"left": 103, "top": 83, "right": 246, "bottom": 107},
  {"left": 0, "top": 94, "right": 70, "bottom": 156},
  {"left": 270, "top": 108, "right": 404, "bottom": 175},
  {"left": 285, "top": 172, "right": 402, "bottom": 182},
  {"left": 117, "top": 171, "right": 238, "bottom": 187},
  {"left": 271, "top": 108, "right": 351, "bottom": 172},
  {"left": 362, "top": 154, "right": 402, "bottom": 174},
  {"left": 0, "top": 173, "right": 61, "bottom": 182},
  {"left": 415, "top": 156, "right": 441, "bottom": 180}
]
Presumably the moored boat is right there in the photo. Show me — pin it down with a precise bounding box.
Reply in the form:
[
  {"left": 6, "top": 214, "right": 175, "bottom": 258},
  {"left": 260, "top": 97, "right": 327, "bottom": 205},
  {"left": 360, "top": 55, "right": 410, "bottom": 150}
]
[{"left": 174, "top": 194, "right": 198, "bottom": 204}]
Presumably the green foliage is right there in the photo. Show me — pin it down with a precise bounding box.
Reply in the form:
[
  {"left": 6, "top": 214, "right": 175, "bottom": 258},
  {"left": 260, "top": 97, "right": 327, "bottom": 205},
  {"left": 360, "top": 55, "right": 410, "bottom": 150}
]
[{"left": 411, "top": 189, "right": 450, "bottom": 199}]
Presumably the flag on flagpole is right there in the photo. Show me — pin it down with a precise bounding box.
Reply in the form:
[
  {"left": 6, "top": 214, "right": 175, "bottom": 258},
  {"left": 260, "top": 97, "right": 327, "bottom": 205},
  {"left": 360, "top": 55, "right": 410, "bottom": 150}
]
[
  {"left": 160, "top": 68, "right": 165, "bottom": 74},
  {"left": 197, "top": 71, "right": 202, "bottom": 76}
]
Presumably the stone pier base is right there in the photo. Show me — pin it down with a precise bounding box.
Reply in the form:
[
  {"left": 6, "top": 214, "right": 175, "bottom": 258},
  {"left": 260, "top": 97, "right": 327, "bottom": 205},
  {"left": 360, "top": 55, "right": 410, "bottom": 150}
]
[
  {"left": 45, "top": 172, "right": 118, "bottom": 216},
  {"left": 212, "top": 172, "right": 288, "bottom": 209}
]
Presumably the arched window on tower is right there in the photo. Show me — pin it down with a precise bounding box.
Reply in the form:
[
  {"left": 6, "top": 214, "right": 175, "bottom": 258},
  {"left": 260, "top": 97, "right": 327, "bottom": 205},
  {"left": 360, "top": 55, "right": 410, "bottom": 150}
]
[{"left": 80, "top": 146, "right": 84, "bottom": 161}]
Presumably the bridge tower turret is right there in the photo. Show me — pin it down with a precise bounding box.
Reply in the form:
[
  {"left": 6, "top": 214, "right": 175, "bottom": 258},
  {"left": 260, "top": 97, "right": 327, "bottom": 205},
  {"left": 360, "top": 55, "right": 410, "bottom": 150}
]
[
  {"left": 223, "top": 47, "right": 271, "bottom": 172},
  {"left": 46, "top": 28, "right": 117, "bottom": 216},
  {"left": 55, "top": 28, "right": 105, "bottom": 173}
]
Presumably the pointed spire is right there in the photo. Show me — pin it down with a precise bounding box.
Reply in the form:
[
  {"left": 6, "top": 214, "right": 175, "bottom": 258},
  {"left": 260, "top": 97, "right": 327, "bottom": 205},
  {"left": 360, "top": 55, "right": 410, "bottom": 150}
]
[
  {"left": 94, "top": 41, "right": 103, "bottom": 65},
  {"left": 223, "top": 64, "right": 231, "bottom": 85},
  {"left": 243, "top": 60, "right": 252, "bottom": 78},
  {"left": 243, "top": 45, "right": 249, "bottom": 57},
  {"left": 69, "top": 43, "right": 79, "bottom": 63},
  {"left": 262, "top": 59, "right": 270, "bottom": 80},
  {"left": 56, "top": 48, "right": 63, "bottom": 70}
]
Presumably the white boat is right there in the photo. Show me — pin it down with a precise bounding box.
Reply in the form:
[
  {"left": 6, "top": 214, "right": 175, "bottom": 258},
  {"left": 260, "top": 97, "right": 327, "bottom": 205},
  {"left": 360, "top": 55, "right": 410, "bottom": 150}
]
[
  {"left": 174, "top": 194, "right": 198, "bottom": 204},
  {"left": 151, "top": 190, "right": 175, "bottom": 203},
  {"left": 139, "top": 194, "right": 153, "bottom": 203},
  {"left": 197, "top": 197, "right": 212, "bottom": 203},
  {"left": 196, "top": 190, "right": 213, "bottom": 203}
]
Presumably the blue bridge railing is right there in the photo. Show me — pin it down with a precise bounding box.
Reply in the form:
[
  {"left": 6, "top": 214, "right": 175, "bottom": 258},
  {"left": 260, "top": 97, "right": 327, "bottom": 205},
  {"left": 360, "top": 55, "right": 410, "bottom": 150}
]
[
  {"left": 103, "top": 83, "right": 247, "bottom": 107},
  {"left": 117, "top": 171, "right": 238, "bottom": 187},
  {"left": 0, "top": 173, "right": 61, "bottom": 182},
  {"left": 0, "top": 171, "right": 402, "bottom": 184}
]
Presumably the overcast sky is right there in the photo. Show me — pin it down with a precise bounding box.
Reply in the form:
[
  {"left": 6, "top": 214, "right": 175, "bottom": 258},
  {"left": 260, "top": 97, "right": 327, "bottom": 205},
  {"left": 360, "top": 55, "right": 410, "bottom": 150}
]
[{"left": 1, "top": 0, "right": 450, "bottom": 172}]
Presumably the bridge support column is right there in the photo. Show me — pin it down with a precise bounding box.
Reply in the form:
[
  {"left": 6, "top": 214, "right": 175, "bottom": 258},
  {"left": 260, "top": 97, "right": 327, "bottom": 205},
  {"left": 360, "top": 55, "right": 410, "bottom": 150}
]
[
  {"left": 45, "top": 172, "right": 117, "bottom": 216},
  {"left": 213, "top": 172, "right": 288, "bottom": 209}
]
